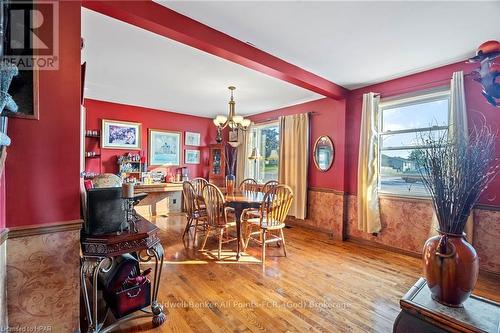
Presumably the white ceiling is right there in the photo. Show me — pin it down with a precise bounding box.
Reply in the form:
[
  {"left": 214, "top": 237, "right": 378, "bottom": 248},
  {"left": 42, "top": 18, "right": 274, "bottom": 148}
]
[
  {"left": 161, "top": 1, "right": 500, "bottom": 89},
  {"left": 81, "top": 8, "right": 321, "bottom": 118}
]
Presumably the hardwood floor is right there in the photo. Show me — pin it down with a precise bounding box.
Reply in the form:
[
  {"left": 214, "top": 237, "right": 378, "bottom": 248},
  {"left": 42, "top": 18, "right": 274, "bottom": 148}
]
[{"left": 116, "top": 214, "right": 499, "bottom": 333}]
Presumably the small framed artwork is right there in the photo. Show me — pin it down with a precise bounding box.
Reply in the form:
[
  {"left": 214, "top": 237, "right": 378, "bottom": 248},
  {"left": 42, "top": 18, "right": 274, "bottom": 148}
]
[
  {"left": 185, "top": 149, "right": 200, "bottom": 164},
  {"left": 185, "top": 131, "right": 201, "bottom": 146},
  {"left": 149, "top": 129, "right": 181, "bottom": 166},
  {"left": 228, "top": 128, "right": 238, "bottom": 142},
  {"left": 4, "top": 70, "right": 39, "bottom": 120},
  {"left": 2, "top": 1, "right": 40, "bottom": 120},
  {"left": 102, "top": 119, "right": 141, "bottom": 149}
]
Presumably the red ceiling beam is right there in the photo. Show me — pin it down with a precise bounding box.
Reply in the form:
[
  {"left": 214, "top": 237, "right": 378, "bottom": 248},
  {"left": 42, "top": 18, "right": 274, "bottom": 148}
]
[{"left": 82, "top": 0, "right": 347, "bottom": 100}]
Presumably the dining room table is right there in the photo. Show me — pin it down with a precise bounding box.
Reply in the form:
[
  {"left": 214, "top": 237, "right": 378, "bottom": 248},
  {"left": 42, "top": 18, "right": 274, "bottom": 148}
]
[{"left": 223, "top": 190, "right": 266, "bottom": 260}]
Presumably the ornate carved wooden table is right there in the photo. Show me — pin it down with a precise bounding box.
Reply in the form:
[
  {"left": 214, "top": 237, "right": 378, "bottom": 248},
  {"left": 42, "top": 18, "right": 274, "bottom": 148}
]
[
  {"left": 80, "top": 218, "right": 165, "bottom": 333},
  {"left": 224, "top": 190, "right": 265, "bottom": 260},
  {"left": 393, "top": 278, "right": 500, "bottom": 333}
]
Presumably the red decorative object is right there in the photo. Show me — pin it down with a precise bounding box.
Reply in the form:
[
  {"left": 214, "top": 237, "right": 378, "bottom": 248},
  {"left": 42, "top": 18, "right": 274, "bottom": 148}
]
[
  {"left": 468, "top": 40, "right": 500, "bottom": 107},
  {"left": 423, "top": 231, "right": 479, "bottom": 307},
  {"left": 106, "top": 279, "right": 151, "bottom": 319},
  {"left": 124, "top": 267, "right": 152, "bottom": 287},
  {"left": 84, "top": 180, "right": 94, "bottom": 190},
  {"left": 477, "top": 40, "right": 500, "bottom": 57}
]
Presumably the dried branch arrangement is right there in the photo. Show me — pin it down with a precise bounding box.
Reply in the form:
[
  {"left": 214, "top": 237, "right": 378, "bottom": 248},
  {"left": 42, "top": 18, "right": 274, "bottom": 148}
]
[
  {"left": 418, "top": 125, "right": 499, "bottom": 235},
  {"left": 225, "top": 143, "right": 237, "bottom": 176}
]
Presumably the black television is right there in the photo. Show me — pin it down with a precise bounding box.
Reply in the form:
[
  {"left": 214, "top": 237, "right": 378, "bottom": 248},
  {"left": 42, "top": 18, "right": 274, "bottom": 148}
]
[{"left": 85, "top": 187, "right": 126, "bottom": 235}]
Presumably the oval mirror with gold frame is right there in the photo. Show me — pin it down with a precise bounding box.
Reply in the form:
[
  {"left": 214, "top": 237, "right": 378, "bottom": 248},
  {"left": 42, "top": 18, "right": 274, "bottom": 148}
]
[{"left": 313, "top": 136, "right": 334, "bottom": 172}]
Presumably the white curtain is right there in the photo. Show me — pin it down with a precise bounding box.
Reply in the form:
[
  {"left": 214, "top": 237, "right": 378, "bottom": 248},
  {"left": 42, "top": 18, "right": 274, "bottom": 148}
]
[
  {"left": 429, "top": 71, "right": 473, "bottom": 242},
  {"left": 357, "top": 93, "right": 381, "bottom": 233},
  {"left": 279, "top": 113, "right": 309, "bottom": 219},
  {"left": 235, "top": 127, "right": 251, "bottom": 187},
  {"left": 450, "top": 71, "right": 469, "bottom": 146}
]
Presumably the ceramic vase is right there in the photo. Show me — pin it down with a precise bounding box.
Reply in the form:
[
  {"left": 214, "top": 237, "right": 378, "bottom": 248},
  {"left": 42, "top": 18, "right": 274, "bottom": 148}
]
[{"left": 422, "top": 231, "right": 479, "bottom": 307}]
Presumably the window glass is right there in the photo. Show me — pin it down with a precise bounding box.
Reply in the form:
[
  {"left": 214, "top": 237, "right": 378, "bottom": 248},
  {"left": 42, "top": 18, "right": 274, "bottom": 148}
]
[
  {"left": 379, "top": 90, "right": 450, "bottom": 197},
  {"left": 380, "top": 130, "right": 447, "bottom": 149},
  {"left": 247, "top": 122, "right": 279, "bottom": 183},
  {"left": 380, "top": 149, "right": 429, "bottom": 196},
  {"left": 382, "top": 98, "right": 449, "bottom": 132}
]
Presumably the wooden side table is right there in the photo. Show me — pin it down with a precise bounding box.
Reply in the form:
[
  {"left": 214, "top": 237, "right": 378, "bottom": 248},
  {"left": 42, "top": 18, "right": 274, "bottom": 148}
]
[
  {"left": 394, "top": 278, "right": 500, "bottom": 333},
  {"left": 80, "top": 218, "right": 166, "bottom": 333}
]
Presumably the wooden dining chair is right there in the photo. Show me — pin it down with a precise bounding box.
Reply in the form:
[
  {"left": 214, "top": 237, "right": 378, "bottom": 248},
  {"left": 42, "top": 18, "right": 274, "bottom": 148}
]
[
  {"left": 239, "top": 178, "right": 260, "bottom": 218},
  {"left": 191, "top": 177, "right": 208, "bottom": 208},
  {"left": 239, "top": 178, "right": 258, "bottom": 192},
  {"left": 191, "top": 177, "right": 208, "bottom": 197},
  {"left": 262, "top": 180, "right": 279, "bottom": 193},
  {"left": 201, "top": 184, "right": 238, "bottom": 259},
  {"left": 182, "top": 181, "right": 207, "bottom": 239},
  {"left": 243, "top": 185, "right": 294, "bottom": 265},
  {"left": 244, "top": 180, "right": 279, "bottom": 219}
]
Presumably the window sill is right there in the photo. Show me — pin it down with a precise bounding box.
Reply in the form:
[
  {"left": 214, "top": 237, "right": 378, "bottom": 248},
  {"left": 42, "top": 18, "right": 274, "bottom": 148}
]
[
  {"left": 378, "top": 192, "right": 431, "bottom": 203},
  {"left": 378, "top": 193, "right": 500, "bottom": 212}
]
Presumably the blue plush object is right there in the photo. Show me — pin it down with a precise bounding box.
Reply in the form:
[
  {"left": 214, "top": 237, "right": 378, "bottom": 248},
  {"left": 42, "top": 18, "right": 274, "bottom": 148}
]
[
  {"left": 0, "top": 62, "right": 19, "bottom": 147},
  {"left": 0, "top": 132, "right": 10, "bottom": 146},
  {"left": 0, "top": 62, "right": 19, "bottom": 114}
]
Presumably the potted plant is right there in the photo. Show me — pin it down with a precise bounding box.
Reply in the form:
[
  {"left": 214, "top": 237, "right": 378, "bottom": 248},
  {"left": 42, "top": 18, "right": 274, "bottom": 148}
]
[{"left": 418, "top": 125, "right": 498, "bottom": 307}]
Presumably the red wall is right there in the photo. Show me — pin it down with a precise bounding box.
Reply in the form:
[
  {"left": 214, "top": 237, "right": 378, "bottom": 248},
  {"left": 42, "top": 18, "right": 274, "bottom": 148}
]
[
  {"left": 84, "top": 99, "right": 216, "bottom": 179},
  {"left": 248, "top": 98, "right": 346, "bottom": 191},
  {"left": 6, "top": 0, "right": 82, "bottom": 227},
  {"left": 0, "top": 174, "right": 5, "bottom": 231},
  {"left": 345, "top": 61, "right": 500, "bottom": 206}
]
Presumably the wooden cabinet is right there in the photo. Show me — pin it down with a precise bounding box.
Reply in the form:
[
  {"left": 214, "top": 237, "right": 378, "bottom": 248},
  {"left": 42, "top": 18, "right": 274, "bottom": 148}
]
[{"left": 208, "top": 144, "right": 225, "bottom": 187}]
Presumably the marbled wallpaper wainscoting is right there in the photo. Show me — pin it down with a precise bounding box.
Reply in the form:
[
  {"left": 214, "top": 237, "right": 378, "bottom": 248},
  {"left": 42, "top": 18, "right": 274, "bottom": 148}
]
[
  {"left": 346, "top": 195, "right": 434, "bottom": 255},
  {"left": 0, "top": 230, "right": 8, "bottom": 330},
  {"left": 287, "top": 188, "right": 345, "bottom": 241},
  {"left": 473, "top": 208, "right": 500, "bottom": 275},
  {"left": 345, "top": 195, "right": 500, "bottom": 276},
  {"left": 6, "top": 222, "right": 82, "bottom": 333}
]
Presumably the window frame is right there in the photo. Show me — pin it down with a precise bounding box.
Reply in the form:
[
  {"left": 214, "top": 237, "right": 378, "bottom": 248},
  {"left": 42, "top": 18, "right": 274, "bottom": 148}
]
[
  {"left": 246, "top": 120, "right": 280, "bottom": 183},
  {"left": 377, "top": 87, "right": 451, "bottom": 198}
]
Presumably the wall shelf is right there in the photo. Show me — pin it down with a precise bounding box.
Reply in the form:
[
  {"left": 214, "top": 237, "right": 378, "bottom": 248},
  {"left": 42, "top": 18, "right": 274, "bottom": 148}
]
[{"left": 118, "top": 153, "right": 144, "bottom": 181}]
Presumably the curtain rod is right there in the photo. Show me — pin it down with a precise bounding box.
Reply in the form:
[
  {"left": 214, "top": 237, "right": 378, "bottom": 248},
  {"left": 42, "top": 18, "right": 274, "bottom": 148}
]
[
  {"left": 373, "top": 72, "right": 472, "bottom": 98},
  {"left": 253, "top": 111, "right": 319, "bottom": 124}
]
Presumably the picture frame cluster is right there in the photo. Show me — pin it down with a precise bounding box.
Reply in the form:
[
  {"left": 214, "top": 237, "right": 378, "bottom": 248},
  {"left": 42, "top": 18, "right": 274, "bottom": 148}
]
[{"left": 101, "top": 119, "right": 201, "bottom": 165}]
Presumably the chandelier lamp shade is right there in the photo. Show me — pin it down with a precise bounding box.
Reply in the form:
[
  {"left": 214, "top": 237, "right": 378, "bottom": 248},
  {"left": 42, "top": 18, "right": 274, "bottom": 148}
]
[{"left": 213, "top": 86, "right": 252, "bottom": 131}]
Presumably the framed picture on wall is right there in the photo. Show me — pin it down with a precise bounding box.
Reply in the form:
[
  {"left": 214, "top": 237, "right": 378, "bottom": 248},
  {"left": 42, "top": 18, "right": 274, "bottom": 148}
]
[
  {"left": 228, "top": 128, "right": 238, "bottom": 142},
  {"left": 102, "top": 119, "right": 141, "bottom": 149},
  {"left": 149, "top": 129, "right": 181, "bottom": 166},
  {"left": 3, "top": 70, "right": 40, "bottom": 120},
  {"left": 185, "top": 131, "right": 201, "bottom": 146},
  {"left": 1, "top": 1, "right": 40, "bottom": 119},
  {"left": 185, "top": 149, "right": 200, "bottom": 164}
]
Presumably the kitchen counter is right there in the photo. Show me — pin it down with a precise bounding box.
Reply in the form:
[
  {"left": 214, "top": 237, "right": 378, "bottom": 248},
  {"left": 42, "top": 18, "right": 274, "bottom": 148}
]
[
  {"left": 134, "top": 183, "right": 183, "bottom": 217},
  {"left": 134, "top": 182, "right": 183, "bottom": 193}
]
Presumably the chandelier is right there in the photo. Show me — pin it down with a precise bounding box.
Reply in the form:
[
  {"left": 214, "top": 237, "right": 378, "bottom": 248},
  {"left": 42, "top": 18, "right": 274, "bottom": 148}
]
[{"left": 213, "top": 86, "right": 251, "bottom": 132}]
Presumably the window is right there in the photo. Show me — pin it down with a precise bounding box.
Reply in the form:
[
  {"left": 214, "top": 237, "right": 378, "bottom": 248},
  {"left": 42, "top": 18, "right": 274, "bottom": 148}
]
[
  {"left": 378, "top": 88, "right": 450, "bottom": 196},
  {"left": 247, "top": 122, "right": 280, "bottom": 183}
]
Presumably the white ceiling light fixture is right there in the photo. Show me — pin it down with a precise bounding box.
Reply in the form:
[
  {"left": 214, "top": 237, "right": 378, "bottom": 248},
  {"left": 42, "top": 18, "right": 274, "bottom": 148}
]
[{"left": 213, "top": 86, "right": 252, "bottom": 134}]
